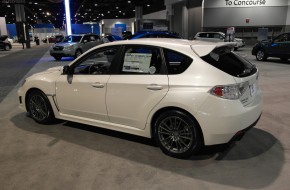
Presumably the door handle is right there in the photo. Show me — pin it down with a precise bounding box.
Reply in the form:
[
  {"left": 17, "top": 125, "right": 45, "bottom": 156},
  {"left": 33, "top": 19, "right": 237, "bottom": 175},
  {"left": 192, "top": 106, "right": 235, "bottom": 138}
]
[
  {"left": 147, "top": 84, "right": 163, "bottom": 90},
  {"left": 91, "top": 82, "right": 105, "bottom": 88}
]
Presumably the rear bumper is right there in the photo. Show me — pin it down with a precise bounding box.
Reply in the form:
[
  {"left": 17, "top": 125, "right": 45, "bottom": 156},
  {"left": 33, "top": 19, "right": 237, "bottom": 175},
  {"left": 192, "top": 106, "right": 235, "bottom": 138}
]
[
  {"left": 229, "top": 113, "right": 261, "bottom": 142},
  {"left": 195, "top": 90, "right": 263, "bottom": 145}
]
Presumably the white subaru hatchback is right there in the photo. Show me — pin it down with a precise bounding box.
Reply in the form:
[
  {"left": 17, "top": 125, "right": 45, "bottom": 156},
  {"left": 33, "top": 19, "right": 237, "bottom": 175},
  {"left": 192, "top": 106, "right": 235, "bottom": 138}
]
[{"left": 18, "top": 39, "right": 262, "bottom": 158}]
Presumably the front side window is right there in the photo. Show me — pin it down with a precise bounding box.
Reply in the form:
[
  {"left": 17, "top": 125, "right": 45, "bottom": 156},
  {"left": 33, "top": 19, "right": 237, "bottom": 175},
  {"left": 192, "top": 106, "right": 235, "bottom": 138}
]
[
  {"left": 120, "top": 46, "right": 163, "bottom": 74},
  {"left": 274, "top": 33, "right": 289, "bottom": 42},
  {"left": 163, "top": 49, "right": 192, "bottom": 74},
  {"left": 72, "top": 47, "right": 118, "bottom": 75}
]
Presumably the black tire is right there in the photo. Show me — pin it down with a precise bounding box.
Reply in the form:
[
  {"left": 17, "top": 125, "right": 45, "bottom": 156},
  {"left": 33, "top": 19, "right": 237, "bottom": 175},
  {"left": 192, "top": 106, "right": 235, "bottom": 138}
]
[
  {"left": 4, "top": 44, "right": 11, "bottom": 51},
  {"left": 53, "top": 56, "right": 62, "bottom": 61},
  {"left": 27, "top": 90, "right": 55, "bottom": 124},
  {"left": 256, "top": 49, "right": 267, "bottom": 61},
  {"left": 153, "top": 110, "right": 202, "bottom": 159},
  {"left": 280, "top": 58, "right": 288, "bottom": 62},
  {"left": 74, "top": 49, "right": 82, "bottom": 59}
]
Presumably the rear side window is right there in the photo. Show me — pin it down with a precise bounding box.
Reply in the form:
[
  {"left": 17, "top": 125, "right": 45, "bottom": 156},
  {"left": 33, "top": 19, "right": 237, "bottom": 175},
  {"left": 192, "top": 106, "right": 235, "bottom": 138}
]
[
  {"left": 120, "top": 46, "right": 164, "bottom": 74},
  {"left": 201, "top": 47, "right": 256, "bottom": 77},
  {"left": 163, "top": 49, "right": 193, "bottom": 74}
]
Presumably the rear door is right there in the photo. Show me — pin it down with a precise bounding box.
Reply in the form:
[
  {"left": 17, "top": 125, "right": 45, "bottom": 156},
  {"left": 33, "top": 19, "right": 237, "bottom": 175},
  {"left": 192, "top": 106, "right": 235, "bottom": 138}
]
[{"left": 106, "top": 45, "right": 169, "bottom": 129}]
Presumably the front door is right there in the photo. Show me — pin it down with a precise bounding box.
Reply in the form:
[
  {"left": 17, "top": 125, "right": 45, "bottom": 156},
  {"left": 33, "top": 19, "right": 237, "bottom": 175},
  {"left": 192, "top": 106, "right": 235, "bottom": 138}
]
[
  {"left": 268, "top": 33, "right": 290, "bottom": 57},
  {"left": 55, "top": 46, "right": 119, "bottom": 121}
]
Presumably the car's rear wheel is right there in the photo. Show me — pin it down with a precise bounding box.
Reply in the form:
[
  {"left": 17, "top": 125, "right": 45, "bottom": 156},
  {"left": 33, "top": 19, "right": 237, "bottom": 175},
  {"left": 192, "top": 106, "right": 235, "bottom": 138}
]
[
  {"left": 27, "top": 90, "right": 55, "bottom": 124},
  {"left": 74, "top": 50, "right": 82, "bottom": 59},
  {"left": 4, "top": 44, "right": 11, "bottom": 51},
  {"left": 153, "top": 110, "right": 202, "bottom": 159},
  {"left": 256, "top": 49, "right": 267, "bottom": 61},
  {"left": 53, "top": 56, "right": 62, "bottom": 61}
]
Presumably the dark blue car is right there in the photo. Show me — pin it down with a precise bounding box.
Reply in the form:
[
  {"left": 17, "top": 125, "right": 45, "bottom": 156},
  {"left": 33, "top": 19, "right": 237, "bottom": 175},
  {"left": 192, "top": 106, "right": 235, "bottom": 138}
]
[
  {"left": 123, "top": 31, "right": 182, "bottom": 40},
  {"left": 252, "top": 32, "right": 290, "bottom": 62}
]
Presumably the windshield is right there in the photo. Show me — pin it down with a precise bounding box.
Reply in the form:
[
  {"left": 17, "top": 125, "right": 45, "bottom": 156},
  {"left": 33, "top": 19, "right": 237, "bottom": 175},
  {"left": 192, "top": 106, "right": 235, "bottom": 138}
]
[
  {"left": 201, "top": 46, "right": 256, "bottom": 77},
  {"left": 63, "top": 35, "right": 82, "bottom": 43},
  {"left": 0, "top": 35, "right": 8, "bottom": 41},
  {"left": 123, "top": 34, "right": 140, "bottom": 40}
]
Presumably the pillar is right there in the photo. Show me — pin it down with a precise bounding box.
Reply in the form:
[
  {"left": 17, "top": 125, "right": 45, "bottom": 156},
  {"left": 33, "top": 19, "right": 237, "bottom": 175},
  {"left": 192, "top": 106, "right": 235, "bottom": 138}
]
[
  {"left": 15, "top": 4, "right": 31, "bottom": 48},
  {"left": 135, "top": 6, "right": 143, "bottom": 32}
]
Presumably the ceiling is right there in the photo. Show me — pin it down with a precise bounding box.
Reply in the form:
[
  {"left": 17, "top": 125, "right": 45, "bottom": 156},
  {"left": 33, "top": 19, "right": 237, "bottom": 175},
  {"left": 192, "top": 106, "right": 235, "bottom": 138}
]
[{"left": 0, "top": 0, "right": 166, "bottom": 28}]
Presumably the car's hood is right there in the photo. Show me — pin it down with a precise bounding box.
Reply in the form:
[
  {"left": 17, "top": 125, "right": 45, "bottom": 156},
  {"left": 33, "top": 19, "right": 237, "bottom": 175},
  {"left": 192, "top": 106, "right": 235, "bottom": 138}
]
[
  {"left": 31, "top": 66, "right": 63, "bottom": 77},
  {"left": 54, "top": 42, "right": 77, "bottom": 46}
]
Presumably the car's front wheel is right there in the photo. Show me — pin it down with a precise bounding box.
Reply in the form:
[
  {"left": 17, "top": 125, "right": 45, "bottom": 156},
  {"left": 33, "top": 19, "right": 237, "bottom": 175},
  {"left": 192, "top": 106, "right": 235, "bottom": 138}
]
[
  {"left": 153, "top": 110, "right": 202, "bottom": 159},
  {"left": 256, "top": 49, "right": 267, "bottom": 61},
  {"left": 27, "top": 90, "right": 55, "bottom": 124},
  {"left": 74, "top": 50, "right": 82, "bottom": 59},
  {"left": 4, "top": 44, "right": 11, "bottom": 51},
  {"left": 53, "top": 56, "right": 62, "bottom": 61},
  {"left": 280, "top": 58, "right": 288, "bottom": 62}
]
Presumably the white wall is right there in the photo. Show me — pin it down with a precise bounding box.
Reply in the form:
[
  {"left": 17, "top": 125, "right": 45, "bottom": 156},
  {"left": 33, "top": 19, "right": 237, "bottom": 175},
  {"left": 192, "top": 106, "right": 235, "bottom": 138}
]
[
  {"left": 102, "top": 19, "right": 133, "bottom": 34},
  {"left": 0, "top": 17, "right": 8, "bottom": 35},
  {"left": 203, "top": 0, "right": 290, "bottom": 27},
  {"left": 143, "top": 10, "right": 167, "bottom": 19}
]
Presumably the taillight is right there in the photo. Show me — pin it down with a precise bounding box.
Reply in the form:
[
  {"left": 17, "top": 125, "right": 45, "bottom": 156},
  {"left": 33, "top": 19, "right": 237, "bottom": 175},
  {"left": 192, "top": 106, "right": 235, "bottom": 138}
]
[{"left": 210, "top": 82, "right": 249, "bottom": 100}]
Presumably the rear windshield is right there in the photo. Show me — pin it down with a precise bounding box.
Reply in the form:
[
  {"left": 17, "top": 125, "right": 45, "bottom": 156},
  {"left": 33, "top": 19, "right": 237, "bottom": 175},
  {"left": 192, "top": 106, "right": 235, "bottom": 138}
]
[{"left": 201, "top": 47, "right": 256, "bottom": 77}]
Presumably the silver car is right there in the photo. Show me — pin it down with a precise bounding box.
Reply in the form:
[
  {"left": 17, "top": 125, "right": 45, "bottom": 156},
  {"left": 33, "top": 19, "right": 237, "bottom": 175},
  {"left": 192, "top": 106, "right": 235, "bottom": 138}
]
[
  {"left": 194, "top": 32, "right": 245, "bottom": 50},
  {"left": 50, "top": 34, "right": 102, "bottom": 60}
]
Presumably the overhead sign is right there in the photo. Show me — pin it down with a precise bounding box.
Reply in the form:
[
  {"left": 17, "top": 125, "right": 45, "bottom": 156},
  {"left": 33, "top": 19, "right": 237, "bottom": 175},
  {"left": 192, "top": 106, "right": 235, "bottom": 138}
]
[{"left": 204, "top": 0, "right": 288, "bottom": 8}]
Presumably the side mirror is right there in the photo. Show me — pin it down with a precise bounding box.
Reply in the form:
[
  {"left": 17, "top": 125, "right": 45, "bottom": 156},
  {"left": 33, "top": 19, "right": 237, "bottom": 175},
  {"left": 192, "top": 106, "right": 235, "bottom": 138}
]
[{"left": 63, "top": 65, "right": 73, "bottom": 75}]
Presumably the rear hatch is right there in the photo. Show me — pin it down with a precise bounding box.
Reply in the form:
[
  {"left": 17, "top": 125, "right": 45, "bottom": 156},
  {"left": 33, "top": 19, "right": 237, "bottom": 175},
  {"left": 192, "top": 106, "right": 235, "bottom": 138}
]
[{"left": 192, "top": 44, "right": 259, "bottom": 106}]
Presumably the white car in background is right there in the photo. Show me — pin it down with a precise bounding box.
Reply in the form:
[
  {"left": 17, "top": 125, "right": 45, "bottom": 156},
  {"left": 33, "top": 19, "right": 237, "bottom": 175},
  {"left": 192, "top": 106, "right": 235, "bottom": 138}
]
[
  {"left": 194, "top": 31, "right": 245, "bottom": 50},
  {"left": 18, "top": 39, "right": 262, "bottom": 158},
  {"left": 7, "top": 37, "right": 13, "bottom": 44}
]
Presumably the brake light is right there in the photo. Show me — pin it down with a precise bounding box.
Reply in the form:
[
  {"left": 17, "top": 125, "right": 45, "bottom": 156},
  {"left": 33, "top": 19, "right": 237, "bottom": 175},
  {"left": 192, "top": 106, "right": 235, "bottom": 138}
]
[{"left": 210, "top": 82, "right": 249, "bottom": 100}]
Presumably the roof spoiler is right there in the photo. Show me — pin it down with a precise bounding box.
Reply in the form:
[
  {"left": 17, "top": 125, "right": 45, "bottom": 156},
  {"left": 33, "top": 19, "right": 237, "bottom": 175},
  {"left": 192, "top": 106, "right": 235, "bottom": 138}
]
[{"left": 191, "top": 42, "right": 236, "bottom": 57}]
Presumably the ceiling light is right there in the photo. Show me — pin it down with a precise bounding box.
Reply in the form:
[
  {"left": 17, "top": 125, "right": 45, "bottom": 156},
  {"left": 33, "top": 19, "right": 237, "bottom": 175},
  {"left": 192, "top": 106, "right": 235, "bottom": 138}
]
[
  {"left": 34, "top": 2, "right": 38, "bottom": 4},
  {"left": 95, "top": 4, "right": 98, "bottom": 6},
  {"left": 116, "top": 7, "right": 119, "bottom": 9},
  {"left": 39, "top": 8, "right": 42, "bottom": 10},
  {"left": 147, "top": 4, "right": 150, "bottom": 7},
  {"left": 128, "top": 1, "right": 131, "bottom": 3},
  {"left": 7, "top": 5, "right": 10, "bottom": 7},
  {"left": 107, "top": 11, "right": 110, "bottom": 13}
]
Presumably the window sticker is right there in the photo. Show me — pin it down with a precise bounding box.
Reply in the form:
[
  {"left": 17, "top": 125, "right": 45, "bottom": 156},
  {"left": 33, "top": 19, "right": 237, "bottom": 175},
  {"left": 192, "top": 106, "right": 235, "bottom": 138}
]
[{"left": 123, "top": 53, "right": 152, "bottom": 73}]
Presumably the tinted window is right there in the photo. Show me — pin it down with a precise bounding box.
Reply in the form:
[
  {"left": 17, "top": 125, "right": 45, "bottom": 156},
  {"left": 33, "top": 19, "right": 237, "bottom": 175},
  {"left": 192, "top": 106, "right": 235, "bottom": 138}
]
[
  {"left": 120, "top": 46, "right": 163, "bottom": 74},
  {"left": 274, "top": 33, "right": 290, "bottom": 42},
  {"left": 201, "top": 47, "right": 256, "bottom": 77},
  {"left": 163, "top": 49, "right": 192, "bottom": 74},
  {"left": 72, "top": 47, "right": 118, "bottom": 75}
]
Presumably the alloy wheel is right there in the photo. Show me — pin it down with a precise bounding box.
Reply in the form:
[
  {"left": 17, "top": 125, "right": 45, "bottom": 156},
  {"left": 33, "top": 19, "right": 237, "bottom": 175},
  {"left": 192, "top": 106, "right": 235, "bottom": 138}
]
[
  {"left": 157, "top": 116, "right": 195, "bottom": 154},
  {"left": 29, "top": 93, "right": 49, "bottom": 122},
  {"left": 256, "top": 49, "right": 265, "bottom": 61}
]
